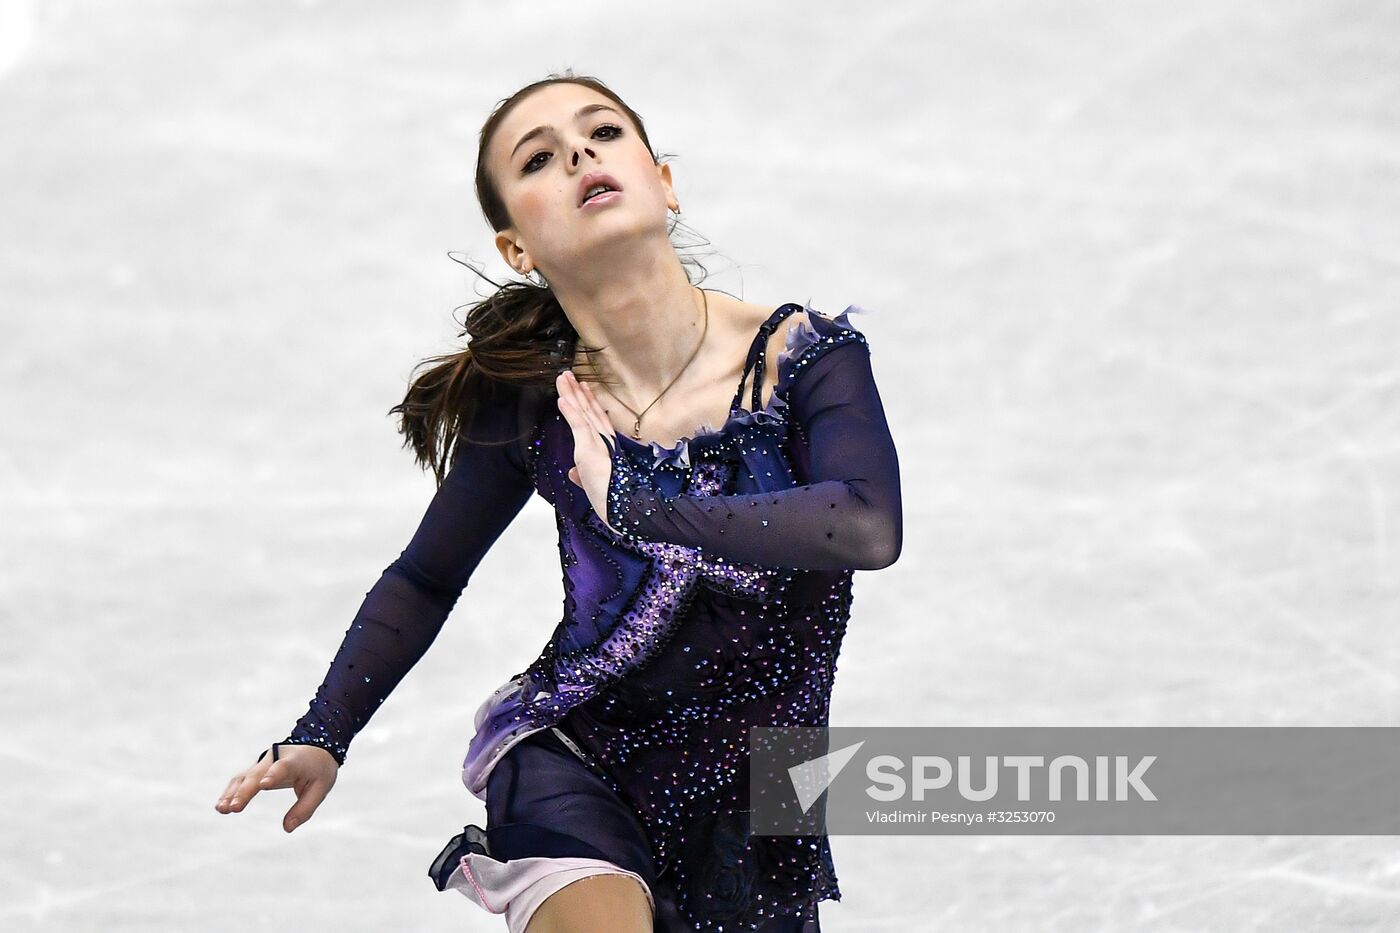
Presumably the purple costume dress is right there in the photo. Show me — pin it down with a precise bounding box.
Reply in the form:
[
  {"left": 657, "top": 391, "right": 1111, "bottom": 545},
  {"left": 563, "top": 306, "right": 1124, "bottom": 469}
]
[{"left": 262, "top": 302, "right": 903, "bottom": 931}]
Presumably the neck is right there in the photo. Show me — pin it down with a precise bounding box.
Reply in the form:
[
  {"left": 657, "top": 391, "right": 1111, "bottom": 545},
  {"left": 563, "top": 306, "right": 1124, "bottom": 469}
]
[{"left": 555, "top": 256, "right": 709, "bottom": 400}]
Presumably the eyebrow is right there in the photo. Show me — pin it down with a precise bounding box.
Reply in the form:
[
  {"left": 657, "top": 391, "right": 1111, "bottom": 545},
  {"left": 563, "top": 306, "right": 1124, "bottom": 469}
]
[{"left": 510, "top": 103, "right": 623, "bottom": 161}]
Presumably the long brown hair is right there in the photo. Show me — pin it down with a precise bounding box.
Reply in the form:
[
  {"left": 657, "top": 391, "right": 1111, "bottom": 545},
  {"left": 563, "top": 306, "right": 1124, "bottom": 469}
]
[{"left": 388, "top": 70, "right": 711, "bottom": 485}]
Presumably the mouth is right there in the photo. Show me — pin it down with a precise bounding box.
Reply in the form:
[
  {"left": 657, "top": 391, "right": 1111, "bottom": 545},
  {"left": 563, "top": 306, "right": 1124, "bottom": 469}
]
[
  {"left": 580, "top": 190, "right": 623, "bottom": 210},
  {"left": 578, "top": 172, "right": 623, "bottom": 208}
]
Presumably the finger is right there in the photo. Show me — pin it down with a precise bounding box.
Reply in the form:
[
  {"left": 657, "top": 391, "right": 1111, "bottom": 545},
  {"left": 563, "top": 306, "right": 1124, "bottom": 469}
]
[
  {"left": 568, "top": 466, "right": 581, "bottom": 487},
  {"left": 284, "top": 779, "right": 331, "bottom": 833},
  {"left": 577, "top": 377, "right": 608, "bottom": 421},
  {"left": 558, "top": 374, "right": 615, "bottom": 456},
  {"left": 216, "top": 774, "right": 244, "bottom": 811},
  {"left": 558, "top": 381, "right": 602, "bottom": 444},
  {"left": 556, "top": 388, "right": 582, "bottom": 431},
  {"left": 556, "top": 371, "right": 583, "bottom": 415},
  {"left": 259, "top": 760, "right": 290, "bottom": 791},
  {"left": 219, "top": 771, "right": 257, "bottom": 812},
  {"left": 574, "top": 377, "right": 610, "bottom": 434},
  {"left": 556, "top": 370, "right": 582, "bottom": 410},
  {"left": 570, "top": 376, "right": 615, "bottom": 444},
  {"left": 228, "top": 764, "right": 270, "bottom": 812}
]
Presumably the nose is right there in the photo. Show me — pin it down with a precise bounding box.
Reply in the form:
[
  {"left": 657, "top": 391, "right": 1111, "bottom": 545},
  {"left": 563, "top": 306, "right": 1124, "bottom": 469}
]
[{"left": 570, "top": 144, "right": 596, "bottom": 167}]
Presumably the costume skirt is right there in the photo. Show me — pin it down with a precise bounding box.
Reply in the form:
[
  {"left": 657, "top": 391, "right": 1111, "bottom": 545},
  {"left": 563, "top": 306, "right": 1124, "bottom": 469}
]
[{"left": 429, "top": 724, "right": 819, "bottom": 932}]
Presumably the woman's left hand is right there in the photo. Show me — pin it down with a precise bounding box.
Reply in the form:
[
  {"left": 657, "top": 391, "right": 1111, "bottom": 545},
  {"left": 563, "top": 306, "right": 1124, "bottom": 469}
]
[{"left": 556, "top": 369, "right": 621, "bottom": 534}]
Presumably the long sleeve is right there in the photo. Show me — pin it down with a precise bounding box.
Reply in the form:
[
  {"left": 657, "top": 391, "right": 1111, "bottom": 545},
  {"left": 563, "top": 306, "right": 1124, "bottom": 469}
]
[
  {"left": 604, "top": 328, "right": 902, "bottom": 572},
  {"left": 272, "top": 384, "right": 538, "bottom": 766}
]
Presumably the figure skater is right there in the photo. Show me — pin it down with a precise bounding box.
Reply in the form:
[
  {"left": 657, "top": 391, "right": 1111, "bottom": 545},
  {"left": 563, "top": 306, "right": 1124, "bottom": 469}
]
[{"left": 214, "top": 71, "right": 903, "bottom": 933}]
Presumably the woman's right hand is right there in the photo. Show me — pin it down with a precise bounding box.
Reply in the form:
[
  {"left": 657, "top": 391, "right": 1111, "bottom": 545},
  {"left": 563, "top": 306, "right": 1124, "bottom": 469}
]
[
  {"left": 556, "top": 369, "right": 621, "bottom": 534},
  {"left": 214, "top": 743, "right": 339, "bottom": 833}
]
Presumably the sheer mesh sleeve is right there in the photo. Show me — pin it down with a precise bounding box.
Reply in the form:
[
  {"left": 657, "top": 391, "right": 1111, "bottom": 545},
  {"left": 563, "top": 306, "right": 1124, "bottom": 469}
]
[
  {"left": 604, "top": 331, "right": 902, "bottom": 572},
  {"left": 267, "top": 384, "right": 537, "bottom": 766}
]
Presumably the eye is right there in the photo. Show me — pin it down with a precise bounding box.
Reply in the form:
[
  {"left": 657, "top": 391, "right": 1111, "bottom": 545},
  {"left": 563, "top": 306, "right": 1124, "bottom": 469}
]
[{"left": 523, "top": 124, "right": 624, "bottom": 174}]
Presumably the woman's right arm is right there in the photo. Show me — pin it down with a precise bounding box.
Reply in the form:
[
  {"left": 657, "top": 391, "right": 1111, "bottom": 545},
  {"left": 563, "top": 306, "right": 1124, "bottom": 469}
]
[
  {"left": 215, "top": 383, "right": 538, "bottom": 827},
  {"left": 277, "top": 383, "right": 539, "bottom": 766}
]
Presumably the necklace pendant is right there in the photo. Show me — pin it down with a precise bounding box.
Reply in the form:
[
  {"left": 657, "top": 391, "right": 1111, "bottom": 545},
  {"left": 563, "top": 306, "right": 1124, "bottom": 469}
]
[{"left": 631, "top": 418, "right": 642, "bottom": 440}]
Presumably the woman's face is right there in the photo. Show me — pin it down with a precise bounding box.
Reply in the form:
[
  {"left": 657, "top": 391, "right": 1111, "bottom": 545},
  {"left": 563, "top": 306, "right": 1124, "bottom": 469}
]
[{"left": 487, "top": 83, "right": 675, "bottom": 278}]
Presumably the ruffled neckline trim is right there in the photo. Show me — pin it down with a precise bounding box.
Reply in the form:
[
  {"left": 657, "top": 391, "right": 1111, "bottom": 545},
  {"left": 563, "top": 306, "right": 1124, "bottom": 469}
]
[{"left": 617, "top": 301, "right": 866, "bottom": 470}]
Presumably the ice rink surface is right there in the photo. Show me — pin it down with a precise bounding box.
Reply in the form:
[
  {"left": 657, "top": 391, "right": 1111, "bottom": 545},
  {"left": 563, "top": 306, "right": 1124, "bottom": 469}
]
[{"left": 2, "top": 0, "right": 1398, "bottom": 930}]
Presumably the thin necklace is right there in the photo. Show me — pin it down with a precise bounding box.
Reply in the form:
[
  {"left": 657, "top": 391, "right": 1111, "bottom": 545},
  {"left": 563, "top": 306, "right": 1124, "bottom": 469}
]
[{"left": 588, "top": 289, "right": 710, "bottom": 440}]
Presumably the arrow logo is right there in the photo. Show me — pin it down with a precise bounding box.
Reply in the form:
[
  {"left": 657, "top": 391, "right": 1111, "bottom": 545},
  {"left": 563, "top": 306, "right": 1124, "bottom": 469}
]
[{"left": 788, "top": 740, "right": 866, "bottom": 813}]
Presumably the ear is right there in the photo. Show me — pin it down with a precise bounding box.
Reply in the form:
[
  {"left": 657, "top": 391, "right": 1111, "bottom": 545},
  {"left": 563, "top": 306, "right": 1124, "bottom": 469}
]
[
  {"left": 495, "top": 230, "right": 529, "bottom": 274},
  {"left": 656, "top": 161, "right": 678, "bottom": 211}
]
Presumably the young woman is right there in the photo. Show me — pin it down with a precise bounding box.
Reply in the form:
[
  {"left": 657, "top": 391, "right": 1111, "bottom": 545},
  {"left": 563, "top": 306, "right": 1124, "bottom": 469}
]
[{"left": 214, "top": 72, "right": 902, "bottom": 933}]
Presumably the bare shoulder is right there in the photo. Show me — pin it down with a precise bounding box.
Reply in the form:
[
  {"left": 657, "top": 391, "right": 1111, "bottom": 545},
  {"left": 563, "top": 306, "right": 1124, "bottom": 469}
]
[
  {"left": 721, "top": 295, "right": 803, "bottom": 343},
  {"left": 706, "top": 292, "right": 797, "bottom": 358},
  {"left": 715, "top": 296, "right": 808, "bottom": 407}
]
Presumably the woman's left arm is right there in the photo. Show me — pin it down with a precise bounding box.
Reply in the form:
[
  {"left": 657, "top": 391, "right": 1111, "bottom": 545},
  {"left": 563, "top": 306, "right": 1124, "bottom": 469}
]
[{"left": 604, "top": 337, "right": 902, "bottom": 572}]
